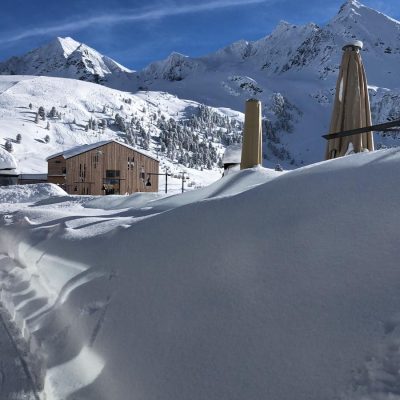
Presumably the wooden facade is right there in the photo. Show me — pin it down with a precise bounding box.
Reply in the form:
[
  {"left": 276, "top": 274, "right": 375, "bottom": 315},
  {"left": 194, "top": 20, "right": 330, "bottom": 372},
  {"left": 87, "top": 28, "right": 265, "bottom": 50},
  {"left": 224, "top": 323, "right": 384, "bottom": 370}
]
[{"left": 47, "top": 141, "right": 159, "bottom": 195}]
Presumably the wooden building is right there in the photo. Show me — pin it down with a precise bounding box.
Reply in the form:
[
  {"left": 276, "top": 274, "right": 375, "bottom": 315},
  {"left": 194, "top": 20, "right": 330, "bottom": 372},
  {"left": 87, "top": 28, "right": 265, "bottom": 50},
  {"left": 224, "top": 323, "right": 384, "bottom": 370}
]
[{"left": 47, "top": 140, "right": 159, "bottom": 195}]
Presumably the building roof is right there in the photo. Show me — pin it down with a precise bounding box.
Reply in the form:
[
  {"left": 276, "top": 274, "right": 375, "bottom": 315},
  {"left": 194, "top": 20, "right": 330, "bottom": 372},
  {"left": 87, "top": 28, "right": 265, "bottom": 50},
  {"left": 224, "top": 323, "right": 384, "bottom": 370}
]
[
  {"left": 0, "top": 147, "right": 18, "bottom": 171},
  {"left": 46, "top": 140, "right": 159, "bottom": 162},
  {"left": 222, "top": 143, "right": 242, "bottom": 165}
]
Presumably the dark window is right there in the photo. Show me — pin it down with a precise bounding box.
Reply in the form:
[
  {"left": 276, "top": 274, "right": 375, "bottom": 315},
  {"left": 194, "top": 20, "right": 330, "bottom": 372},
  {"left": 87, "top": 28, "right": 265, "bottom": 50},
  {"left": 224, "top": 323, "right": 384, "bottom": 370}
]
[
  {"left": 128, "top": 157, "right": 134, "bottom": 170},
  {"left": 92, "top": 154, "right": 99, "bottom": 169},
  {"left": 106, "top": 170, "right": 120, "bottom": 178},
  {"left": 62, "top": 167, "right": 66, "bottom": 174},
  {"left": 55, "top": 160, "right": 61, "bottom": 164}
]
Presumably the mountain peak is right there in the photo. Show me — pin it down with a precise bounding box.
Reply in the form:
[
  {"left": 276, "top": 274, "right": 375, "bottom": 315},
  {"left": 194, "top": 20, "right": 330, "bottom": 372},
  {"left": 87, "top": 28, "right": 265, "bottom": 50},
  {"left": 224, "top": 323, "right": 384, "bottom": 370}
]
[
  {"left": 50, "top": 36, "right": 81, "bottom": 57},
  {"left": 0, "top": 36, "right": 136, "bottom": 90},
  {"left": 271, "top": 20, "right": 295, "bottom": 35},
  {"left": 166, "top": 52, "right": 188, "bottom": 60},
  {"left": 336, "top": 0, "right": 363, "bottom": 17}
]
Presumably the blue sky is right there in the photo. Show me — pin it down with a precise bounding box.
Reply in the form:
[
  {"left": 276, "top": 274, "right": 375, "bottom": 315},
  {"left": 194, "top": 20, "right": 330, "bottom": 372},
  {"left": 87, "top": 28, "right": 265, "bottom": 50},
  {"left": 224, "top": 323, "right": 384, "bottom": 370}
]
[{"left": 0, "top": 0, "right": 398, "bottom": 69}]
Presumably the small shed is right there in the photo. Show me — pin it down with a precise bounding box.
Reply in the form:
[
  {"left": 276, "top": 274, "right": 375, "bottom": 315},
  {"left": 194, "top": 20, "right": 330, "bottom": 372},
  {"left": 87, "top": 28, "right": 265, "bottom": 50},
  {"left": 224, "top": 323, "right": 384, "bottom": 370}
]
[
  {"left": 47, "top": 140, "right": 159, "bottom": 195},
  {"left": 222, "top": 144, "right": 242, "bottom": 176},
  {"left": 0, "top": 147, "right": 18, "bottom": 186}
]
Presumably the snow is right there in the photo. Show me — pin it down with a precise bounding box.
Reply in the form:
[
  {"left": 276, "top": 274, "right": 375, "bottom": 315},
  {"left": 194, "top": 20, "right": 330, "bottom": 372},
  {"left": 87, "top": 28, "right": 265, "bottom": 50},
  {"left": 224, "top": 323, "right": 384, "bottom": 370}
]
[
  {"left": 0, "top": 147, "right": 17, "bottom": 170},
  {"left": 1, "top": 150, "right": 400, "bottom": 399},
  {"left": 2, "top": 3, "right": 400, "bottom": 396},
  {"left": 0, "top": 37, "right": 135, "bottom": 89},
  {"left": 0, "top": 183, "right": 66, "bottom": 203},
  {"left": 222, "top": 143, "right": 241, "bottom": 164}
]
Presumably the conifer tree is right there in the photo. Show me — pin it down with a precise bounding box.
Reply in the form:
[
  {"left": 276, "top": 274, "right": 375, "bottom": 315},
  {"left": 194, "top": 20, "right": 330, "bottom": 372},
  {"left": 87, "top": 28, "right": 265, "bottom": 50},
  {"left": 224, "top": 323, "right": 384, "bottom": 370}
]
[{"left": 4, "top": 140, "right": 13, "bottom": 152}]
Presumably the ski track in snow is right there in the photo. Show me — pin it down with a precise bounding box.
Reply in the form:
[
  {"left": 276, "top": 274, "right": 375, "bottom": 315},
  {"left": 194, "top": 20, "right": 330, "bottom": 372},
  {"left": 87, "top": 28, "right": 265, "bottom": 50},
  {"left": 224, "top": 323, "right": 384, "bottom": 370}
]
[{"left": 0, "top": 276, "right": 40, "bottom": 400}]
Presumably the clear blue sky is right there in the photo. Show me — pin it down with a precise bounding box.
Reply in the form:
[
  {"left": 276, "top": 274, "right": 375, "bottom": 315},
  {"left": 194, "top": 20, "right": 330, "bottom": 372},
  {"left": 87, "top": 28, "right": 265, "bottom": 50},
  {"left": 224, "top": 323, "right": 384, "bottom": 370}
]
[{"left": 0, "top": 0, "right": 398, "bottom": 70}]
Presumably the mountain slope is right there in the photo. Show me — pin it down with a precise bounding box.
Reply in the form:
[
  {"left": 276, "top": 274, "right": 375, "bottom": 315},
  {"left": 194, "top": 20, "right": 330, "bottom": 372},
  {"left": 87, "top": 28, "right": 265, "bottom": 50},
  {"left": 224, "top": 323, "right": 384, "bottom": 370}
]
[{"left": 0, "top": 75, "right": 243, "bottom": 188}]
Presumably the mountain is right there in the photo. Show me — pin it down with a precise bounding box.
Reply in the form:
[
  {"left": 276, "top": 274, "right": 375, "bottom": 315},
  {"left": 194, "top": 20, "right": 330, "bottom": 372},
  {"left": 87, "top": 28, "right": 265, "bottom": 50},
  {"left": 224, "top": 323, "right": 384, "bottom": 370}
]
[
  {"left": 139, "top": 0, "right": 400, "bottom": 100},
  {"left": 0, "top": 37, "right": 138, "bottom": 91},
  {"left": 1, "top": 0, "right": 400, "bottom": 170},
  {"left": 136, "top": 0, "right": 400, "bottom": 165}
]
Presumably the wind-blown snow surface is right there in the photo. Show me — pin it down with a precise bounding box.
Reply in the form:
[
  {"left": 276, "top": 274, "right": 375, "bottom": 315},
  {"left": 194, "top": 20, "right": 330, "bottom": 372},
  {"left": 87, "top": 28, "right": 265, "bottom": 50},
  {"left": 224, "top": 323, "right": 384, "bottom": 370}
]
[{"left": 2, "top": 150, "right": 400, "bottom": 399}]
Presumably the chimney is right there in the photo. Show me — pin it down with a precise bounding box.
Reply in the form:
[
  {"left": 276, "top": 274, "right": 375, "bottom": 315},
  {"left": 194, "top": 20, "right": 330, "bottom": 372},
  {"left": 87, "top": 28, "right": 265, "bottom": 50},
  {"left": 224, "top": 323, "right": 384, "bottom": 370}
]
[{"left": 240, "top": 99, "right": 262, "bottom": 170}]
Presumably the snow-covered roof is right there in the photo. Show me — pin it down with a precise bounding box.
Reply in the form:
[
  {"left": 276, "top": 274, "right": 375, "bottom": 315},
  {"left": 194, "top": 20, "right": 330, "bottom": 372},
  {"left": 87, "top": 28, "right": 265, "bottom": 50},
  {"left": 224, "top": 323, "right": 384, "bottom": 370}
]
[
  {"left": 46, "top": 140, "right": 159, "bottom": 162},
  {"left": 222, "top": 143, "right": 242, "bottom": 164},
  {"left": 0, "top": 147, "right": 18, "bottom": 171}
]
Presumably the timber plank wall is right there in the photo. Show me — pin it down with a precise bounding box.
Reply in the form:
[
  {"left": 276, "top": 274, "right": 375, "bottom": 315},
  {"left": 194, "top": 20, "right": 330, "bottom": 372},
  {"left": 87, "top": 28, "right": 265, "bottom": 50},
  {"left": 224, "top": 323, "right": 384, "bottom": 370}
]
[{"left": 48, "top": 142, "right": 159, "bottom": 195}]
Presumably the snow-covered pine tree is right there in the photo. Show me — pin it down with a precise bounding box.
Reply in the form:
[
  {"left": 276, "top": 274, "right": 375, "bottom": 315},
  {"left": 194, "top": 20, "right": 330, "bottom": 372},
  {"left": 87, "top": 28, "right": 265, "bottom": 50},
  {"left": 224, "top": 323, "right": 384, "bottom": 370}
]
[
  {"left": 4, "top": 140, "right": 13, "bottom": 152},
  {"left": 49, "top": 106, "right": 57, "bottom": 119},
  {"left": 38, "top": 106, "right": 45, "bottom": 120}
]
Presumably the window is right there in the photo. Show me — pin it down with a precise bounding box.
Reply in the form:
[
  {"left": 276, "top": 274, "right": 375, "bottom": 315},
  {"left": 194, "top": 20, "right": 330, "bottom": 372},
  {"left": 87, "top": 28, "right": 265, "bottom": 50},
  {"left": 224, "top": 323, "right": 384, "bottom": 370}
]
[
  {"left": 79, "top": 164, "right": 86, "bottom": 179},
  {"left": 128, "top": 157, "right": 134, "bottom": 170},
  {"left": 92, "top": 154, "right": 99, "bottom": 169},
  {"left": 104, "top": 170, "right": 121, "bottom": 195},
  {"left": 106, "top": 170, "right": 120, "bottom": 178}
]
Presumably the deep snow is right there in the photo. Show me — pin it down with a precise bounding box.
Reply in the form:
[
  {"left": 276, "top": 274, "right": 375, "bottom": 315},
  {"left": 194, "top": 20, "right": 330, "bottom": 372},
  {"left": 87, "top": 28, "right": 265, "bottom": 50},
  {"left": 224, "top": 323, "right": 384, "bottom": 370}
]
[{"left": 1, "top": 150, "right": 400, "bottom": 399}]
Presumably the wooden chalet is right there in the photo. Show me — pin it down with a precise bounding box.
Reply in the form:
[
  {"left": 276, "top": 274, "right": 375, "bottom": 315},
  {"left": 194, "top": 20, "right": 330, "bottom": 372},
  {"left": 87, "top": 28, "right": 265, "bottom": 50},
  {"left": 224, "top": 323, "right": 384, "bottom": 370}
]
[{"left": 47, "top": 140, "right": 159, "bottom": 195}]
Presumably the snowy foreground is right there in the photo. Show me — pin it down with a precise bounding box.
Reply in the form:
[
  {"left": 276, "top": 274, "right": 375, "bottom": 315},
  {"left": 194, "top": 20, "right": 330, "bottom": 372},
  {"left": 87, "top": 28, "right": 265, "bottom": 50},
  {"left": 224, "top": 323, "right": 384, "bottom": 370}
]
[{"left": 1, "top": 149, "right": 400, "bottom": 399}]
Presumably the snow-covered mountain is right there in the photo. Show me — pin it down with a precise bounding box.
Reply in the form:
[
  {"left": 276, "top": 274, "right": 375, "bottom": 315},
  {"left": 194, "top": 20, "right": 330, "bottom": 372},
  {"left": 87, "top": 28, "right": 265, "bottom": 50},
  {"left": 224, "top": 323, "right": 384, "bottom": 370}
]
[
  {"left": 139, "top": 0, "right": 400, "bottom": 101},
  {"left": 136, "top": 0, "right": 400, "bottom": 165},
  {"left": 0, "top": 37, "right": 138, "bottom": 91},
  {"left": 1, "top": 0, "right": 400, "bottom": 171}
]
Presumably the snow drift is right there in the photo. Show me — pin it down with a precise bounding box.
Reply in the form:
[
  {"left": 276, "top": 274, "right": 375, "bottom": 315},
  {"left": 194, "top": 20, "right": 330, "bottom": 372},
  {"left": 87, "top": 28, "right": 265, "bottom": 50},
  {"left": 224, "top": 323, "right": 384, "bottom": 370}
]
[
  {"left": 0, "top": 183, "right": 66, "bottom": 203},
  {"left": 1, "top": 150, "right": 400, "bottom": 399}
]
